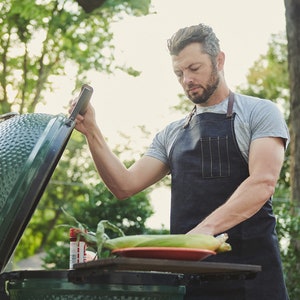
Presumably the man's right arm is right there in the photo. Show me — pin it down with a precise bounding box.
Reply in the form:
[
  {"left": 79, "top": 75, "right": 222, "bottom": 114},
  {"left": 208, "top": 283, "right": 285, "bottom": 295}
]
[{"left": 75, "top": 104, "right": 169, "bottom": 199}]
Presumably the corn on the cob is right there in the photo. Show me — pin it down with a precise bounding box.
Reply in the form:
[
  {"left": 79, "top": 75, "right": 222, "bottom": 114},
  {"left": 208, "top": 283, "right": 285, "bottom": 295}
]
[
  {"left": 62, "top": 209, "right": 231, "bottom": 257},
  {"left": 104, "top": 235, "right": 160, "bottom": 250},
  {"left": 136, "top": 234, "right": 221, "bottom": 251},
  {"left": 104, "top": 233, "right": 230, "bottom": 253}
]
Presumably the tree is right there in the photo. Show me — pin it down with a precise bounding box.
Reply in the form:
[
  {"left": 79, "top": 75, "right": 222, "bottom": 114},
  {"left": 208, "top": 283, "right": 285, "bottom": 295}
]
[
  {"left": 285, "top": 0, "right": 300, "bottom": 206},
  {"left": 0, "top": 0, "right": 150, "bottom": 114},
  {"left": 284, "top": 0, "right": 300, "bottom": 297}
]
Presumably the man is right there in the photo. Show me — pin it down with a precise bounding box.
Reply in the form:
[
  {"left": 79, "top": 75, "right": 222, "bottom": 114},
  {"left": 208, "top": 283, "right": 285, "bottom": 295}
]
[{"left": 74, "top": 24, "right": 289, "bottom": 299}]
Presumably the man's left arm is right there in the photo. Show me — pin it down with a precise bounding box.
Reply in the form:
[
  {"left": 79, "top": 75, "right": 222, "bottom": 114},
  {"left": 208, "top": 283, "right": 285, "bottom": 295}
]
[{"left": 188, "top": 136, "right": 285, "bottom": 236}]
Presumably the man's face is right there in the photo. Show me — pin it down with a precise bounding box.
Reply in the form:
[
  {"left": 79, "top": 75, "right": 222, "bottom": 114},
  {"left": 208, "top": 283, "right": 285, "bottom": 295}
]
[{"left": 172, "top": 43, "right": 220, "bottom": 105}]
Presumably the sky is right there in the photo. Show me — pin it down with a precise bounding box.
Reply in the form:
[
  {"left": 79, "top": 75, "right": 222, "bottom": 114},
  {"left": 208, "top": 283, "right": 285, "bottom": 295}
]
[{"left": 38, "top": 0, "right": 287, "bottom": 229}]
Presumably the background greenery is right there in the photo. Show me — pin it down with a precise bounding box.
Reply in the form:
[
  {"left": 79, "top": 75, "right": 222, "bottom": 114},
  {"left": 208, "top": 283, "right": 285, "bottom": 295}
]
[{"left": 0, "top": 0, "right": 299, "bottom": 299}]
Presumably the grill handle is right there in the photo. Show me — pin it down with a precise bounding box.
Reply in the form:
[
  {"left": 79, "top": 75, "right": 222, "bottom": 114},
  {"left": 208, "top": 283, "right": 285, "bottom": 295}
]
[{"left": 69, "top": 84, "right": 93, "bottom": 122}]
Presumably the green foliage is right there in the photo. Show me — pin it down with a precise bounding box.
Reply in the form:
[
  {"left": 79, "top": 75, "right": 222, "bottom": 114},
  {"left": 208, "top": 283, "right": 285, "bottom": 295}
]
[
  {"left": 64, "top": 180, "right": 154, "bottom": 239},
  {"left": 42, "top": 242, "right": 70, "bottom": 270},
  {"left": 103, "top": 0, "right": 151, "bottom": 16},
  {"left": 41, "top": 183, "right": 154, "bottom": 269},
  {"left": 237, "top": 32, "right": 290, "bottom": 117},
  {"left": 273, "top": 199, "right": 300, "bottom": 299},
  {"left": 0, "top": 0, "right": 151, "bottom": 114}
]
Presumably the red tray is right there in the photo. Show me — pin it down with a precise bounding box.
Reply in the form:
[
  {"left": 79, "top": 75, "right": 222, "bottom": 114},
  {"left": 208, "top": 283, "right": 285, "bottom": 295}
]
[{"left": 112, "top": 247, "right": 216, "bottom": 261}]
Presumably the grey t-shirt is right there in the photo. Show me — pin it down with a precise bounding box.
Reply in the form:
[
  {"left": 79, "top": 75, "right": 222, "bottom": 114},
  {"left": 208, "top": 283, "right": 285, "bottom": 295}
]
[{"left": 145, "top": 93, "right": 290, "bottom": 165}]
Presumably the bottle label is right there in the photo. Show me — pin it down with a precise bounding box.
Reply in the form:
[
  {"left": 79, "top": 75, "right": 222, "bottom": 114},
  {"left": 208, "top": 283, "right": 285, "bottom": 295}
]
[{"left": 69, "top": 229, "right": 87, "bottom": 269}]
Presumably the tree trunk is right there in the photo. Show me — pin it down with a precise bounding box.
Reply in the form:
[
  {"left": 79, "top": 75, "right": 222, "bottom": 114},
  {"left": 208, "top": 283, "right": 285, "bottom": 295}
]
[{"left": 285, "top": 0, "right": 300, "bottom": 206}]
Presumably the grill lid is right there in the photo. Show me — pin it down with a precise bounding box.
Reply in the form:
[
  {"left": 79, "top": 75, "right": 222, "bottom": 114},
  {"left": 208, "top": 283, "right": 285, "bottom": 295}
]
[{"left": 0, "top": 84, "right": 93, "bottom": 272}]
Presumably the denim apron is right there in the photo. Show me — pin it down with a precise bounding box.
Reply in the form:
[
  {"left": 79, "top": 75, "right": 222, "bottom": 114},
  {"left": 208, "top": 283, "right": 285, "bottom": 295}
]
[{"left": 168, "top": 93, "right": 289, "bottom": 299}]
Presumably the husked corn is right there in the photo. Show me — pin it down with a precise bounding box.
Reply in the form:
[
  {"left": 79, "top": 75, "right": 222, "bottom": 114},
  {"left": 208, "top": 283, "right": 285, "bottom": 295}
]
[{"left": 104, "top": 233, "right": 231, "bottom": 253}]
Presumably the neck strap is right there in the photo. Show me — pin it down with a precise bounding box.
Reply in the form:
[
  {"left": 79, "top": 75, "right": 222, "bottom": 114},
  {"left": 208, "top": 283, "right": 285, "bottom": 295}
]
[
  {"left": 183, "top": 91, "right": 234, "bottom": 128},
  {"left": 226, "top": 91, "right": 235, "bottom": 118}
]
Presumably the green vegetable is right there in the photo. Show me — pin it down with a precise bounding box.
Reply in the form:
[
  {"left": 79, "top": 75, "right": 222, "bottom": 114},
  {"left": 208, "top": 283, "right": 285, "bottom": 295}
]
[{"left": 104, "top": 233, "right": 231, "bottom": 253}]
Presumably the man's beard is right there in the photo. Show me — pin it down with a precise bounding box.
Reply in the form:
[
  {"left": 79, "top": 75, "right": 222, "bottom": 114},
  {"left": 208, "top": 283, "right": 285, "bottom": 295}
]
[{"left": 187, "top": 67, "right": 220, "bottom": 105}]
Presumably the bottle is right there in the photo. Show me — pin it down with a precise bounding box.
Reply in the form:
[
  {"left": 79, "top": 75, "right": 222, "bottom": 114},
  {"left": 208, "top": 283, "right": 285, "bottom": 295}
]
[{"left": 69, "top": 228, "right": 86, "bottom": 269}]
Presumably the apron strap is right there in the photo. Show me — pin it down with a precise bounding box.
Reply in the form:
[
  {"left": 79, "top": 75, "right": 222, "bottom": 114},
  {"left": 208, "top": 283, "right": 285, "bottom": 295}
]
[
  {"left": 183, "top": 105, "right": 196, "bottom": 129},
  {"left": 226, "top": 91, "right": 235, "bottom": 118}
]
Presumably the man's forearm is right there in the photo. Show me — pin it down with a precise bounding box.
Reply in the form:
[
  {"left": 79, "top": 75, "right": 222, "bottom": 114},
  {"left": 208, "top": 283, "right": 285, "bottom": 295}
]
[
  {"left": 86, "top": 126, "right": 132, "bottom": 199},
  {"left": 188, "top": 175, "right": 276, "bottom": 236}
]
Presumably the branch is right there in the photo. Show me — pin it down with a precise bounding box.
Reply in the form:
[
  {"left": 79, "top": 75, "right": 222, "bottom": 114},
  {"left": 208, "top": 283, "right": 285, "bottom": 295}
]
[
  {"left": 20, "top": 43, "right": 29, "bottom": 114},
  {"left": 0, "top": 26, "right": 12, "bottom": 111}
]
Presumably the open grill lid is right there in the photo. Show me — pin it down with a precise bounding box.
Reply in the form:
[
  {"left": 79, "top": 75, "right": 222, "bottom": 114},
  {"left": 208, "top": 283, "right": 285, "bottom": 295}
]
[{"left": 0, "top": 84, "right": 93, "bottom": 272}]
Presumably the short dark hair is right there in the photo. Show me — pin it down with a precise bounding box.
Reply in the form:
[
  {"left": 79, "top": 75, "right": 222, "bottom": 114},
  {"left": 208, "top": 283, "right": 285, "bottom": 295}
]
[{"left": 167, "top": 23, "right": 220, "bottom": 58}]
